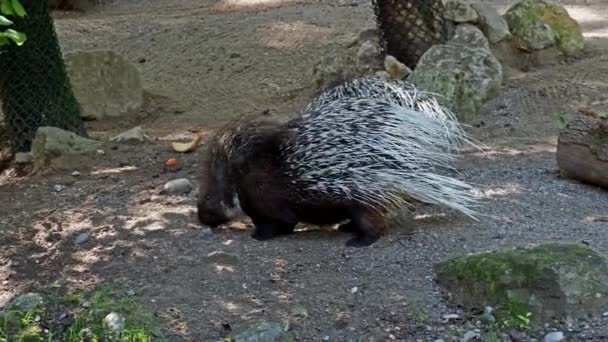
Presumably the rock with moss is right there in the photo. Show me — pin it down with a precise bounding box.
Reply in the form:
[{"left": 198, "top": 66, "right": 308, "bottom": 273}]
[
  {"left": 504, "top": 0, "right": 584, "bottom": 56},
  {"left": 31, "top": 126, "right": 104, "bottom": 173},
  {"left": 435, "top": 243, "right": 608, "bottom": 324},
  {"left": 409, "top": 42, "right": 502, "bottom": 121},
  {"left": 223, "top": 322, "right": 293, "bottom": 342}
]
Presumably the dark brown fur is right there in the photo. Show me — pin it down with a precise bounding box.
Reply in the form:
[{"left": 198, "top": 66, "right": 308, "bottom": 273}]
[{"left": 196, "top": 116, "right": 388, "bottom": 247}]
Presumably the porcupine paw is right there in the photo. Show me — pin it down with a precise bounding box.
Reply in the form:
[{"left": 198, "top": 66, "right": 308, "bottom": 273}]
[
  {"left": 251, "top": 223, "right": 278, "bottom": 241},
  {"left": 337, "top": 221, "right": 357, "bottom": 233},
  {"left": 345, "top": 235, "right": 379, "bottom": 248}
]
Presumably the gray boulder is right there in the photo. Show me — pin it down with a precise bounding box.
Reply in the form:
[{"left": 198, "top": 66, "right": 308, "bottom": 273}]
[
  {"left": 31, "top": 126, "right": 103, "bottom": 173},
  {"left": 222, "top": 322, "right": 292, "bottom": 342},
  {"left": 110, "top": 126, "right": 150, "bottom": 144},
  {"left": 449, "top": 24, "right": 490, "bottom": 50},
  {"left": 444, "top": 0, "right": 479, "bottom": 23},
  {"left": 65, "top": 50, "right": 144, "bottom": 120},
  {"left": 436, "top": 243, "right": 608, "bottom": 324},
  {"left": 471, "top": 3, "right": 511, "bottom": 43},
  {"left": 409, "top": 42, "right": 502, "bottom": 121},
  {"left": 504, "top": 0, "right": 584, "bottom": 56}
]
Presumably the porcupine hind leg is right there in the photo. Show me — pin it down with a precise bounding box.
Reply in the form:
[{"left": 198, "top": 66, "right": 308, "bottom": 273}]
[{"left": 344, "top": 205, "right": 386, "bottom": 247}]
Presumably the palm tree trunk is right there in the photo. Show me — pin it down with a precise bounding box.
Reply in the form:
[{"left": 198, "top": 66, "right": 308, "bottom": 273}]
[{"left": 372, "top": 0, "right": 451, "bottom": 68}]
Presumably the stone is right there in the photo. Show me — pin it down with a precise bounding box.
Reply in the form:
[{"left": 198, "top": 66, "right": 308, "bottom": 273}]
[
  {"left": 225, "top": 322, "right": 292, "bottom": 342},
  {"left": 31, "top": 126, "right": 103, "bottom": 173},
  {"left": 444, "top": 0, "right": 479, "bottom": 23},
  {"left": 461, "top": 330, "right": 479, "bottom": 342},
  {"left": 312, "top": 50, "right": 359, "bottom": 93},
  {"left": 409, "top": 43, "right": 502, "bottom": 121},
  {"left": 53, "top": 184, "right": 65, "bottom": 192},
  {"left": 206, "top": 251, "right": 239, "bottom": 265},
  {"left": 544, "top": 331, "right": 564, "bottom": 342},
  {"left": 384, "top": 55, "right": 411, "bottom": 80},
  {"left": 74, "top": 232, "right": 90, "bottom": 245},
  {"left": 374, "top": 71, "right": 391, "bottom": 80},
  {"left": 471, "top": 3, "right": 511, "bottom": 43},
  {"left": 14, "top": 152, "right": 33, "bottom": 164},
  {"left": 449, "top": 24, "right": 490, "bottom": 50},
  {"left": 110, "top": 126, "right": 150, "bottom": 144},
  {"left": 163, "top": 178, "right": 193, "bottom": 195},
  {"left": 435, "top": 243, "right": 608, "bottom": 324},
  {"left": 104, "top": 312, "right": 126, "bottom": 333},
  {"left": 9, "top": 293, "right": 44, "bottom": 312},
  {"left": 556, "top": 110, "right": 608, "bottom": 189},
  {"left": 504, "top": 0, "right": 584, "bottom": 56},
  {"left": 64, "top": 50, "right": 144, "bottom": 120},
  {"left": 356, "top": 41, "right": 382, "bottom": 70}
]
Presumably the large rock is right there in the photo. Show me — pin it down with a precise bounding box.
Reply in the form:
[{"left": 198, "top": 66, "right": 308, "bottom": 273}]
[
  {"left": 312, "top": 28, "right": 382, "bottom": 93},
  {"left": 444, "top": 0, "right": 479, "bottom": 23},
  {"left": 436, "top": 243, "right": 608, "bottom": 324},
  {"left": 65, "top": 50, "right": 144, "bottom": 120},
  {"left": 223, "top": 322, "right": 292, "bottom": 342},
  {"left": 557, "top": 110, "right": 608, "bottom": 189},
  {"left": 504, "top": 0, "right": 584, "bottom": 56},
  {"left": 449, "top": 24, "right": 490, "bottom": 50},
  {"left": 471, "top": 3, "right": 511, "bottom": 44},
  {"left": 409, "top": 43, "right": 502, "bottom": 121},
  {"left": 32, "top": 126, "right": 103, "bottom": 173}
]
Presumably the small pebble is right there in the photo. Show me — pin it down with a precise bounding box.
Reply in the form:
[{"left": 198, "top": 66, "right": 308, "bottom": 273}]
[
  {"left": 322, "top": 336, "right": 330, "bottom": 341},
  {"left": 72, "top": 171, "right": 81, "bottom": 177},
  {"left": 163, "top": 178, "right": 193, "bottom": 195},
  {"left": 97, "top": 149, "right": 105, "bottom": 155},
  {"left": 54, "top": 184, "right": 65, "bottom": 192},
  {"left": 544, "top": 331, "right": 564, "bottom": 342},
  {"left": 104, "top": 312, "right": 126, "bottom": 333},
  {"left": 350, "top": 287, "right": 358, "bottom": 294},
  {"left": 74, "top": 232, "right": 90, "bottom": 245},
  {"left": 443, "top": 313, "right": 460, "bottom": 320},
  {"left": 388, "top": 334, "right": 396, "bottom": 340},
  {"left": 462, "top": 330, "right": 479, "bottom": 342},
  {"left": 82, "top": 301, "right": 92, "bottom": 308},
  {"left": 206, "top": 251, "right": 239, "bottom": 265},
  {"left": 127, "top": 289, "right": 135, "bottom": 296},
  {"left": 434, "top": 340, "right": 445, "bottom": 342},
  {"left": 602, "top": 311, "right": 608, "bottom": 317},
  {"left": 14, "top": 152, "right": 33, "bottom": 164}
]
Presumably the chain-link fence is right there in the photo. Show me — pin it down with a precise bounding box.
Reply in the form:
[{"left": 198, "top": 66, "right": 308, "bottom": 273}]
[
  {"left": 372, "top": 0, "right": 452, "bottom": 69},
  {"left": 0, "top": 0, "right": 86, "bottom": 153}
]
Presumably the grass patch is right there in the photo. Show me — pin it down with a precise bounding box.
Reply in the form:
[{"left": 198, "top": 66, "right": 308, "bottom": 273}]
[{"left": 0, "top": 287, "right": 165, "bottom": 342}]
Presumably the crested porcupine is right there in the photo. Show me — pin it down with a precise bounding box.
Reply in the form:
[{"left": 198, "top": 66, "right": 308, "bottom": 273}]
[{"left": 196, "top": 77, "right": 480, "bottom": 247}]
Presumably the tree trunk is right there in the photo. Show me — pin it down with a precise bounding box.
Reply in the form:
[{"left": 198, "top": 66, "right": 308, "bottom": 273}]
[
  {"left": 556, "top": 109, "right": 608, "bottom": 189},
  {"left": 0, "top": 0, "right": 87, "bottom": 153},
  {"left": 372, "top": 0, "right": 451, "bottom": 68}
]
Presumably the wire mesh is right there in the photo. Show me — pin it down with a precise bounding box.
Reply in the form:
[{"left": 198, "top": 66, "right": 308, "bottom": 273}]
[
  {"left": 0, "top": 0, "right": 86, "bottom": 153},
  {"left": 372, "top": 0, "right": 452, "bottom": 69}
]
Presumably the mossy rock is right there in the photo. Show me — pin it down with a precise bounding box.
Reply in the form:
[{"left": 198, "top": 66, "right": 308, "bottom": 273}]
[
  {"left": 435, "top": 243, "right": 608, "bottom": 324},
  {"left": 504, "top": 0, "right": 584, "bottom": 56},
  {"left": 409, "top": 43, "right": 502, "bottom": 121}
]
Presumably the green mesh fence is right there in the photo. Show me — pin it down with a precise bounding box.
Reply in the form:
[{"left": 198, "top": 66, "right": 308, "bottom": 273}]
[
  {"left": 0, "top": 0, "right": 87, "bottom": 153},
  {"left": 372, "top": 0, "right": 452, "bottom": 69}
]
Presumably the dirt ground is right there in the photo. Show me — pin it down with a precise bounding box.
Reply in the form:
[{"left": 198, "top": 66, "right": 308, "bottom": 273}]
[{"left": 2, "top": 0, "right": 608, "bottom": 340}]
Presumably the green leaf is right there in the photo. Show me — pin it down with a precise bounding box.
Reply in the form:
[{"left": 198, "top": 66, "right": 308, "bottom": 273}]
[
  {"left": 10, "top": 0, "right": 25, "bottom": 17},
  {"left": 0, "top": 0, "right": 13, "bottom": 16},
  {"left": 0, "top": 35, "right": 9, "bottom": 46},
  {"left": 0, "top": 28, "right": 25, "bottom": 45},
  {"left": 0, "top": 14, "right": 12, "bottom": 25}
]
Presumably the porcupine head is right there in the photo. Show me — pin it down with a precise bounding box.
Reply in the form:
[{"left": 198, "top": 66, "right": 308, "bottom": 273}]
[{"left": 196, "top": 133, "right": 242, "bottom": 228}]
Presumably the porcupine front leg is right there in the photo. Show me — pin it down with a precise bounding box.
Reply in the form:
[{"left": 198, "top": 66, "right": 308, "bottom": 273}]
[
  {"left": 251, "top": 221, "right": 296, "bottom": 241},
  {"left": 345, "top": 205, "right": 386, "bottom": 247}
]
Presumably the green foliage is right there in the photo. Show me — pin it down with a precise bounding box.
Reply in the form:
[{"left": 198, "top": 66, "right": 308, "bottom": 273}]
[
  {"left": 0, "top": 0, "right": 26, "bottom": 47},
  {"left": 555, "top": 111, "right": 568, "bottom": 129},
  {"left": 0, "top": 288, "right": 164, "bottom": 342}
]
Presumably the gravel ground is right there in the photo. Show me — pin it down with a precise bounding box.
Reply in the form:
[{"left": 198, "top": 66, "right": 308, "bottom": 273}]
[{"left": 2, "top": 0, "right": 608, "bottom": 340}]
